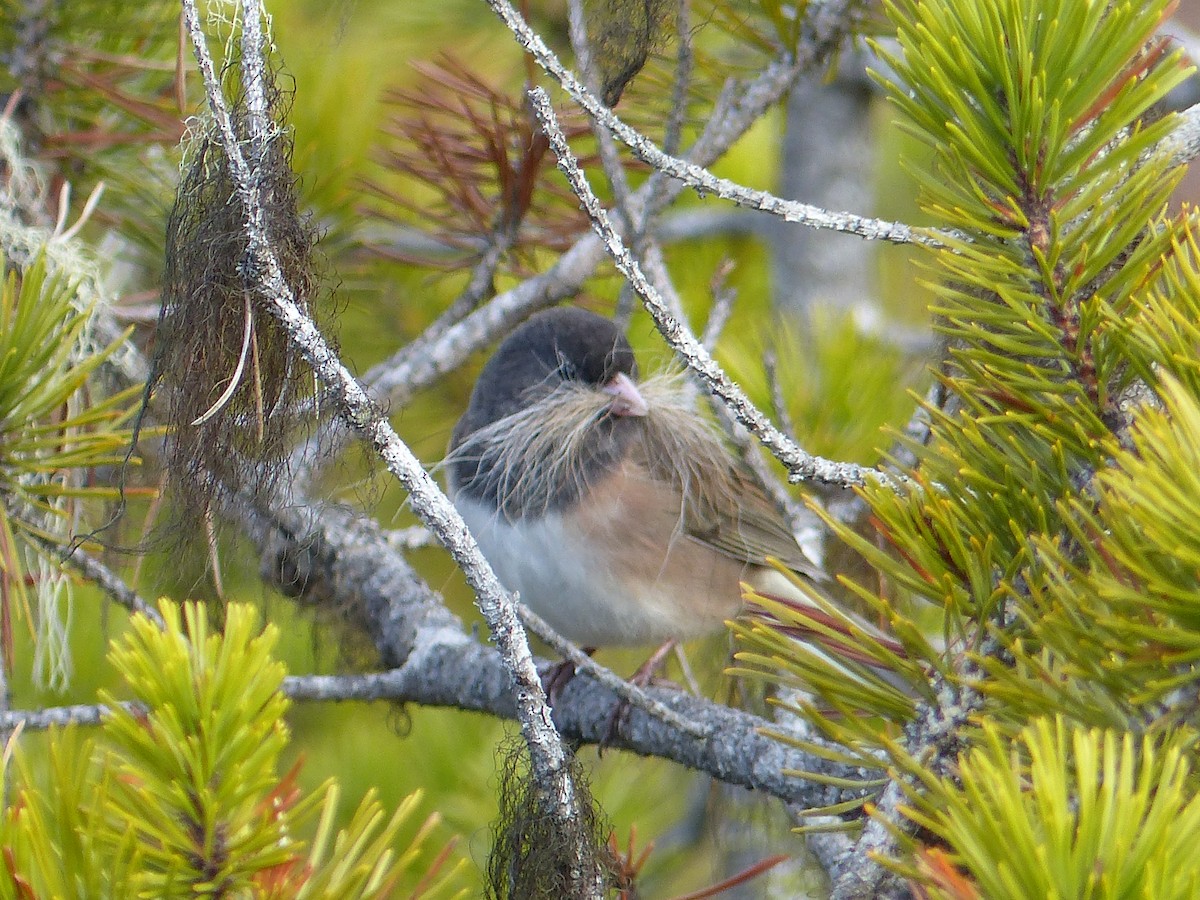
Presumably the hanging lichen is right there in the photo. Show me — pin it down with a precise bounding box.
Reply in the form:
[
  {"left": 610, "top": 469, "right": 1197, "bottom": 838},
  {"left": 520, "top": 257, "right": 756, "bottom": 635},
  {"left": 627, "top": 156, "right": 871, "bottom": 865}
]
[{"left": 151, "top": 56, "right": 321, "bottom": 557}]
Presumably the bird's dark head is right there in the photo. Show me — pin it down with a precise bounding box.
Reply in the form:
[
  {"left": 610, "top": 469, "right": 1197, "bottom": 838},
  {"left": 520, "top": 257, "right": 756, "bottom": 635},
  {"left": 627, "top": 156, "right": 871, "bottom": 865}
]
[
  {"left": 448, "top": 307, "right": 647, "bottom": 515},
  {"left": 456, "top": 307, "right": 643, "bottom": 433}
]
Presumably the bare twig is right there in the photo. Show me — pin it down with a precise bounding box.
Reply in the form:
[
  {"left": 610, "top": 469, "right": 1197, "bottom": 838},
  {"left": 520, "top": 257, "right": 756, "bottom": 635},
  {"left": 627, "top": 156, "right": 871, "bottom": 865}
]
[
  {"left": 287, "top": 235, "right": 513, "bottom": 492},
  {"left": 517, "top": 603, "right": 709, "bottom": 739},
  {"left": 700, "top": 264, "right": 736, "bottom": 350},
  {"left": 485, "top": 0, "right": 922, "bottom": 246},
  {"left": 566, "top": 0, "right": 637, "bottom": 240},
  {"left": 763, "top": 347, "right": 799, "bottom": 443},
  {"left": 687, "top": 269, "right": 821, "bottom": 538},
  {"left": 662, "top": 0, "right": 693, "bottom": 157},
  {"left": 0, "top": 650, "right": 876, "bottom": 813},
  {"left": 54, "top": 541, "right": 164, "bottom": 628},
  {"left": 361, "top": 47, "right": 830, "bottom": 413},
  {"left": 0, "top": 701, "right": 139, "bottom": 731}
]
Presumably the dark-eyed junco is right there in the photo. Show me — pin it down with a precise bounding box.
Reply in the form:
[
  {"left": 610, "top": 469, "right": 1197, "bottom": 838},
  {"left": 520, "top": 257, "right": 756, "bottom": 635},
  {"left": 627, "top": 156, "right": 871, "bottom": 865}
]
[{"left": 446, "top": 306, "right": 829, "bottom": 651}]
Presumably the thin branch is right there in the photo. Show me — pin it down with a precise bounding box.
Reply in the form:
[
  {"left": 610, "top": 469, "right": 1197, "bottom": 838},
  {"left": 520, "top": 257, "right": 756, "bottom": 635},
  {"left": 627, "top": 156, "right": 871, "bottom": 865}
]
[
  {"left": 360, "top": 16, "right": 1195, "bottom": 427},
  {"left": 56, "top": 541, "right": 164, "bottom": 628},
  {"left": 700, "top": 263, "right": 735, "bottom": 350},
  {"left": 567, "top": 0, "right": 653, "bottom": 329},
  {"left": 691, "top": 271, "right": 823, "bottom": 542},
  {"left": 566, "top": 0, "right": 637, "bottom": 240},
  {"left": 763, "top": 347, "right": 799, "bottom": 443},
  {"left": 286, "top": 234, "right": 513, "bottom": 494},
  {"left": 0, "top": 648, "right": 876, "bottom": 813},
  {"left": 485, "top": 0, "right": 922, "bottom": 246},
  {"left": 517, "top": 602, "right": 709, "bottom": 739},
  {"left": 662, "top": 0, "right": 693, "bottom": 158},
  {"left": 530, "top": 87, "right": 905, "bottom": 492},
  {"left": 0, "top": 701, "right": 133, "bottom": 730},
  {"left": 481, "top": 14, "right": 1200, "bottom": 273},
  {"left": 832, "top": 378, "right": 941, "bottom": 527}
]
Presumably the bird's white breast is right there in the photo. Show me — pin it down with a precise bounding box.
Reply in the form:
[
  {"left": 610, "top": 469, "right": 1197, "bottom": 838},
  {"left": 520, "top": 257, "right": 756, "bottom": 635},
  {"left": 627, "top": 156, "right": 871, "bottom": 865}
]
[{"left": 451, "top": 490, "right": 726, "bottom": 646}]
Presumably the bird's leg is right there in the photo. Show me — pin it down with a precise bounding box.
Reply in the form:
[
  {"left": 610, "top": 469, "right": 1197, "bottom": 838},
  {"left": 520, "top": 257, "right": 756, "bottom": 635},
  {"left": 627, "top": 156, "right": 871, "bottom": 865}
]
[
  {"left": 541, "top": 647, "right": 596, "bottom": 702},
  {"left": 602, "top": 639, "right": 678, "bottom": 747},
  {"left": 628, "top": 638, "right": 677, "bottom": 689}
]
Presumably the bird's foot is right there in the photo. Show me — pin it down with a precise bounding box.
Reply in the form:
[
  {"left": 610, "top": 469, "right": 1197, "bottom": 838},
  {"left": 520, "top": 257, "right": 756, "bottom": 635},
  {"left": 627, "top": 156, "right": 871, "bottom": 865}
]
[
  {"left": 628, "top": 639, "right": 677, "bottom": 688},
  {"left": 540, "top": 647, "right": 596, "bottom": 703},
  {"left": 601, "top": 639, "right": 677, "bottom": 749}
]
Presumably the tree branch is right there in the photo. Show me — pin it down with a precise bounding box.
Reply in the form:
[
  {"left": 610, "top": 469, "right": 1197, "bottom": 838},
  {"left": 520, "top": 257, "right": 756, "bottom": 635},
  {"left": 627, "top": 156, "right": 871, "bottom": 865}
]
[
  {"left": 360, "top": 50, "right": 816, "bottom": 412},
  {"left": 55, "top": 540, "right": 164, "bottom": 628},
  {"left": 485, "top": 0, "right": 921, "bottom": 246},
  {"left": 245, "top": 499, "right": 875, "bottom": 809},
  {"left": 182, "top": 4, "right": 604, "bottom": 891}
]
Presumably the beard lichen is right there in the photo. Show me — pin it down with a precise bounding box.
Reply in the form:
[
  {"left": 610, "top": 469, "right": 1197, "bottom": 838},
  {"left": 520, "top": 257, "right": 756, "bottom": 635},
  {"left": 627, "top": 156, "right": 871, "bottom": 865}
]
[
  {"left": 151, "top": 65, "right": 322, "bottom": 559},
  {"left": 486, "top": 735, "right": 621, "bottom": 899}
]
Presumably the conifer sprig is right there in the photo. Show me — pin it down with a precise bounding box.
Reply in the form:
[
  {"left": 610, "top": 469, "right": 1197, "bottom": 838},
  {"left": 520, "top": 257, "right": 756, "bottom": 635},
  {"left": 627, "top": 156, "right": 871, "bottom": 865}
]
[
  {"left": 0, "top": 602, "right": 468, "bottom": 898},
  {"left": 739, "top": 1, "right": 1200, "bottom": 885}
]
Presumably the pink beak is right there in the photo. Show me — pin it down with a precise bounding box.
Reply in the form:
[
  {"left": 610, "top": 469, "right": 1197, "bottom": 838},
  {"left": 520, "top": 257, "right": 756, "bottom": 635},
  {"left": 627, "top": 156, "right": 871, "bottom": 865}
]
[{"left": 602, "top": 372, "right": 649, "bottom": 417}]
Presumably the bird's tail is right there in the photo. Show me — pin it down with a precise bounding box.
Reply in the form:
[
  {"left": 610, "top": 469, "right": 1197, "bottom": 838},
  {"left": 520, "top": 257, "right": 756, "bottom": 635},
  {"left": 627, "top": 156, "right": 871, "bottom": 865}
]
[{"left": 736, "top": 562, "right": 926, "bottom": 702}]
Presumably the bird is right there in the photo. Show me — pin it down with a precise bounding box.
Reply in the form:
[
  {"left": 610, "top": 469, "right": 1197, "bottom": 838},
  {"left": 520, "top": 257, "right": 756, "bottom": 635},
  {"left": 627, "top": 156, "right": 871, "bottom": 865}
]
[{"left": 444, "top": 306, "right": 847, "bottom": 656}]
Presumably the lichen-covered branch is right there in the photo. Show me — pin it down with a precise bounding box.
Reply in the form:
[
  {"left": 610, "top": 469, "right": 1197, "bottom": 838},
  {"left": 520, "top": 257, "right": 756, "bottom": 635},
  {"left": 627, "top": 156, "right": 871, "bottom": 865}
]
[
  {"left": 181, "top": 3, "right": 605, "bottom": 892},
  {"left": 485, "top": 0, "right": 921, "bottom": 247}
]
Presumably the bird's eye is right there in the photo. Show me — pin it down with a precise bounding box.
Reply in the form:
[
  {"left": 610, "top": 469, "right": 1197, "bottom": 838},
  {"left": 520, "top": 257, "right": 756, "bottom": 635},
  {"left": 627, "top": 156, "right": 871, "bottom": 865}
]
[
  {"left": 602, "top": 349, "right": 622, "bottom": 380},
  {"left": 554, "top": 351, "right": 579, "bottom": 381}
]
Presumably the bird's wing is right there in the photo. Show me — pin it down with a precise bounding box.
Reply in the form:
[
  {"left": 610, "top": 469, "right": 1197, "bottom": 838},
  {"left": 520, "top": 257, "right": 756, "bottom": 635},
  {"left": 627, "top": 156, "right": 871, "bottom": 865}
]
[
  {"left": 682, "top": 466, "right": 826, "bottom": 581},
  {"left": 626, "top": 414, "right": 824, "bottom": 581}
]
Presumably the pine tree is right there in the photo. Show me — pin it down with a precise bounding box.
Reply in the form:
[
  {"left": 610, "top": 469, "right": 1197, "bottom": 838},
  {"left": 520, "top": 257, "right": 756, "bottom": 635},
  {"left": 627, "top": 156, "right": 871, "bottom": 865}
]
[{"left": 2, "top": 0, "right": 1200, "bottom": 896}]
